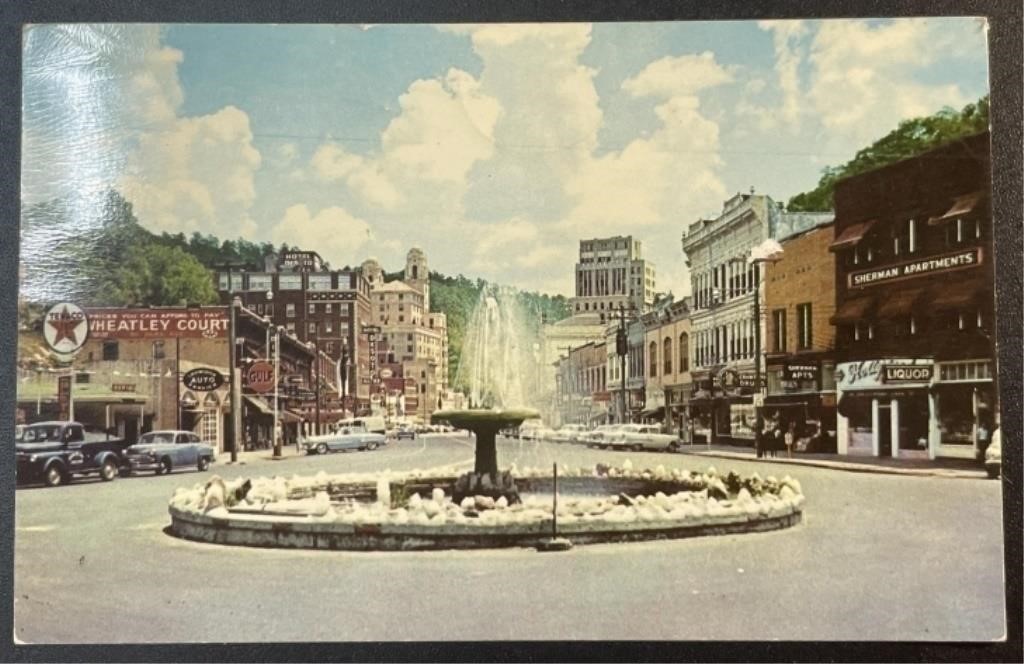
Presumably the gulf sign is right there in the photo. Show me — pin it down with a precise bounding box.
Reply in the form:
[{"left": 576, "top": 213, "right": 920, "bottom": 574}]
[{"left": 86, "top": 308, "right": 229, "bottom": 339}]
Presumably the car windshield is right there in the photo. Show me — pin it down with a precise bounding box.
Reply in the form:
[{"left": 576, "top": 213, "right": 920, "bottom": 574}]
[
  {"left": 139, "top": 432, "right": 176, "bottom": 444},
  {"left": 21, "top": 425, "right": 62, "bottom": 442}
]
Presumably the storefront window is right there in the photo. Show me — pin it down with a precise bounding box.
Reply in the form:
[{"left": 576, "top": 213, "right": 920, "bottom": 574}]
[{"left": 730, "top": 403, "right": 756, "bottom": 439}]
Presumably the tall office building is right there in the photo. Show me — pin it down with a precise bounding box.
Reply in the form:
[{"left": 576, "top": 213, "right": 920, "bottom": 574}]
[{"left": 569, "top": 235, "right": 656, "bottom": 321}]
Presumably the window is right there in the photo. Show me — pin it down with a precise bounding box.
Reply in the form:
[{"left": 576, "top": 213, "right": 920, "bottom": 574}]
[
  {"left": 663, "top": 337, "right": 673, "bottom": 375},
  {"left": 279, "top": 274, "right": 302, "bottom": 290},
  {"left": 398, "top": 316, "right": 404, "bottom": 322},
  {"left": 796, "top": 303, "right": 812, "bottom": 349},
  {"left": 325, "top": 321, "right": 333, "bottom": 333},
  {"left": 102, "top": 340, "right": 119, "bottom": 361},
  {"left": 649, "top": 341, "right": 658, "bottom": 377},
  {"left": 286, "top": 303, "right": 295, "bottom": 318},
  {"left": 325, "top": 342, "right": 334, "bottom": 353},
  {"left": 772, "top": 309, "right": 787, "bottom": 353},
  {"left": 265, "top": 303, "right": 274, "bottom": 317},
  {"left": 308, "top": 322, "right": 316, "bottom": 333},
  {"left": 218, "top": 273, "right": 244, "bottom": 291},
  {"left": 308, "top": 275, "right": 332, "bottom": 290},
  {"left": 308, "top": 303, "right": 316, "bottom": 314},
  {"left": 679, "top": 333, "right": 689, "bottom": 373},
  {"left": 153, "top": 340, "right": 166, "bottom": 359},
  {"left": 286, "top": 322, "right": 295, "bottom": 333},
  {"left": 248, "top": 274, "right": 272, "bottom": 291},
  {"left": 325, "top": 303, "right": 332, "bottom": 313}
]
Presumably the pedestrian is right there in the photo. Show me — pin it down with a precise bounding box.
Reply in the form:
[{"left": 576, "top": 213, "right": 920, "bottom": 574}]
[
  {"left": 977, "top": 420, "right": 990, "bottom": 457},
  {"left": 785, "top": 422, "right": 796, "bottom": 458},
  {"left": 770, "top": 424, "right": 782, "bottom": 458}
]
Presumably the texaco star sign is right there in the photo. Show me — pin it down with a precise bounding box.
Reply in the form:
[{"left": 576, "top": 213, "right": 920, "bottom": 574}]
[{"left": 43, "top": 302, "right": 89, "bottom": 355}]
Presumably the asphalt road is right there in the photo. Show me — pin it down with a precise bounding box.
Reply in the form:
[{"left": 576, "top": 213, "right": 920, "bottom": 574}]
[{"left": 14, "top": 434, "right": 1006, "bottom": 643}]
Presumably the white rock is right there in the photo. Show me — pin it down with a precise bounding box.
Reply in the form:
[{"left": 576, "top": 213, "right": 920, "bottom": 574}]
[
  {"left": 495, "top": 495, "right": 509, "bottom": 509},
  {"left": 431, "top": 487, "right": 445, "bottom": 503}
]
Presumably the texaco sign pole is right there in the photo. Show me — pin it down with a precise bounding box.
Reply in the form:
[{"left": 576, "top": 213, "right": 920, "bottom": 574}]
[{"left": 42, "top": 302, "right": 90, "bottom": 423}]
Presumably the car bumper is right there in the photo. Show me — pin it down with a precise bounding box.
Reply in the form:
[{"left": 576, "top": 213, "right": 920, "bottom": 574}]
[{"left": 126, "top": 458, "right": 160, "bottom": 471}]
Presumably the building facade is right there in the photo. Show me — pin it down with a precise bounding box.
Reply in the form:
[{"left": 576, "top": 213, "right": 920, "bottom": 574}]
[
  {"left": 570, "top": 235, "right": 656, "bottom": 321},
  {"left": 360, "top": 249, "right": 448, "bottom": 422},
  {"left": 831, "top": 131, "right": 994, "bottom": 460},
  {"left": 641, "top": 297, "right": 692, "bottom": 437},
  {"left": 763, "top": 221, "right": 838, "bottom": 451},
  {"left": 554, "top": 341, "right": 608, "bottom": 427},
  {"left": 682, "top": 191, "right": 832, "bottom": 445},
  {"left": 217, "top": 250, "right": 373, "bottom": 415}
]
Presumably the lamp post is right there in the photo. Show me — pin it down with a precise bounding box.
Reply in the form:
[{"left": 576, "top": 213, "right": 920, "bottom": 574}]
[
  {"left": 273, "top": 324, "right": 282, "bottom": 458},
  {"left": 215, "top": 261, "right": 248, "bottom": 462},
  {"left": 313, "top": 330, "right": 322, "bottom": 435},
  {"left": 615, "top": 303, "right": 634, "bottom": 424}
]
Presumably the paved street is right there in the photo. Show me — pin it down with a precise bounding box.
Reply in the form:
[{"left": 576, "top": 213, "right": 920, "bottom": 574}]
[{"left": 14, "top": 434, "right": 1005, "bottom": 643}]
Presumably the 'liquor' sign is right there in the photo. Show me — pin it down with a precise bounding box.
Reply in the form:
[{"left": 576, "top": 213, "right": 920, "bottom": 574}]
[
  {"left": 848, "top": 247, "right": 981, "bottom": 288},
  {"left": 882, "top": 364, "right": 933, "bottom": 384}
]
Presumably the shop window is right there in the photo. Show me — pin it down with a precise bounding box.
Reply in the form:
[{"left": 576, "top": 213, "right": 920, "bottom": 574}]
[
  {"left": 102, "top": 340, "right": 119, "bottom": 361},
  {"left": 75, "top": 372, "right": 90, "bottom": 384},
  {"left": 772, "top": 309, "right": 787, "bottom": 352},
  {"left": 796, "top": 303, "right": 812, "bottom": 349}
]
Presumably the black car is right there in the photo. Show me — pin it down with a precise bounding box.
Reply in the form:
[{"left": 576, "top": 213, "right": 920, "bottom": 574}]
[{"left": 396, "top": 428, "right": 416, "bottom": 440}]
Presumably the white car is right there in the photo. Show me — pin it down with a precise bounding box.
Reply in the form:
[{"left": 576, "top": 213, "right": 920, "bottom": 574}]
[
  {"left": 518, "top": 423, "right": 545, "bottom": 440},
  {"left": 608, "top": 424, "right": 680, "bottom": 452},
  {"left": 552, "top": 424, "right": 588, "bottom": 443},
  {"left": 584, "top": 424, "right": 624, "bottom": 449}
]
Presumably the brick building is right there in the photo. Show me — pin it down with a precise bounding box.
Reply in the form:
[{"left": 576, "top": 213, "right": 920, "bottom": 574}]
[
  {"left": 830, "top": 131, "right": 994, "bottom": 460},
  {"left": 763, "top": 220, "right": 838, "bottom": 451},
  {"left": 554, "top": 341, "right": 608, "bottom": 427},
  {"left": 640, "top": 296, "right": 692, "bottom": 437},
  {"left": 216, "top": 250, "right": 373, "bottom": 415}
]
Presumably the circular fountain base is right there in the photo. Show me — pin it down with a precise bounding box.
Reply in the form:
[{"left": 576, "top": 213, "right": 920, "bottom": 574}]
[{"left": 166, "top": 467, "right": 805, "bottom": 552}]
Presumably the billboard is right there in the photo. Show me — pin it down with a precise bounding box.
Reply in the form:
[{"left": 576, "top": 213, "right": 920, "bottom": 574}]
[{"left": 86, "top": 308, "right": 229, "bottom": 339}]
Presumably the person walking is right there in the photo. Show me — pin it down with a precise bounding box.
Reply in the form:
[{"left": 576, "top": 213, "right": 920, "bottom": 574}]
[{"left": 784, "top": 422, "right": 796, "bottom": 458}]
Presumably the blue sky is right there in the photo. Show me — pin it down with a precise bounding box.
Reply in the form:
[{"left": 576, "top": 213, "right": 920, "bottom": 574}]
[{"left": 22, "top": 20, "right": 989, "bottom": 296}]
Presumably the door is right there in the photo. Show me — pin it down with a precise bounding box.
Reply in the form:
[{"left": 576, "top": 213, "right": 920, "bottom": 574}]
[
  {"left": 123, "top": 418, "right": 139, "bottom": 445},
  {"left": 176, "top": 433, "right": 198, "bottom": 464},
  {"left": 878, "top": 404, "right": 892, "bottom": 457}
]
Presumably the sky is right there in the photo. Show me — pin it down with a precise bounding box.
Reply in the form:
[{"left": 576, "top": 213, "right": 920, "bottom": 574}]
[{"left": 21, "top": 20, "right": 990, "bottom": 298}]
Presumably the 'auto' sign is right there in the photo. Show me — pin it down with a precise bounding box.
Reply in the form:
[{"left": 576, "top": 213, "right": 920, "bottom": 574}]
[{"left": 183, "top": 368, "right": 224, "bottom": 392}]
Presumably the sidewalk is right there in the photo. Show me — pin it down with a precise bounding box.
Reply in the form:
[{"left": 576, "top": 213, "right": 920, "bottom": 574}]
[
  {"left": 676, "top": 444, "right": 988, "bottom": 479},
  {"left": 219, "top": 444, "right": 307, "bottom": 466}
]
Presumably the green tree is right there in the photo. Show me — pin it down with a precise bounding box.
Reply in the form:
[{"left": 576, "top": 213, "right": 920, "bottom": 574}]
[
  {"left": 104, "top": 244, "right": 218, "bottom": 307},
  {"left": 787, "top": 95, "right": 989, "bottom": 212}
]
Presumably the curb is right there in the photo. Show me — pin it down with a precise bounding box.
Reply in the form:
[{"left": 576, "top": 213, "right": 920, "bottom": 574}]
[{"left": 677, "top": 450, "right": 986, "bottom": 479}]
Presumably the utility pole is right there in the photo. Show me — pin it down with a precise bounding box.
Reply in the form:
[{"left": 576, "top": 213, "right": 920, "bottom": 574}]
[
  {"left": 215, "top": 261, "right": 248, "bottom": 463},
  {"left": 313, "top": 328, "right": 322, "bottom": 435},
  {"left": 616, "top": 303, "right": 630, "bottom": 424}
]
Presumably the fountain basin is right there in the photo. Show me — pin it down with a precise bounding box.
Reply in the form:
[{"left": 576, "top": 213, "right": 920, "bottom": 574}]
[{"left": 166, "top": 466, "right": 805, "bottom": 551}]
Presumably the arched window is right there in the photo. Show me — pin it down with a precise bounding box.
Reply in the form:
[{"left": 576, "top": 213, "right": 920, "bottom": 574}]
[
  {"left": 663, "top": 337, "right": 673, "bottom": 375},
  {"left": 679, "top": 332, "right": 689, "bottom": 373},
  {"left": 649, "top": 341, "right": 658, "bottom": 377}
]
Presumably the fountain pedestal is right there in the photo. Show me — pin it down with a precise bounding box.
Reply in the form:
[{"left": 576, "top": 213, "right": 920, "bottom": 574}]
[{"left": 432, "top": 408, "right": 539, "bottom": 504}]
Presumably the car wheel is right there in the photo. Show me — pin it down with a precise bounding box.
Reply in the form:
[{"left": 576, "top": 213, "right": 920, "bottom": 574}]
[
  {"left": 99, "top": 458, "right": 118, "bottom": 482},
  {"left": 316, "top": 443, "right": 328, "bottom": 455},
  {"left": 197, "top": 457, "right": 210, "bottom": 472},
  {"left": 367, "top": 441, "right": 378, "bottom": 451},
  {"left": 668, "top": 441, "right": 680, "bottom": 453},
  {"left": 44, "top": 464, "right": 65, "bottom": 488},
  {"left": 157, "top": 458, "right": 172, "bottom": 475}
]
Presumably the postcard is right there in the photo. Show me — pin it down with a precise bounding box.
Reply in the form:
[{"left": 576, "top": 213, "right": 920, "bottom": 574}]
[{"left": 13, "top": 19, "right": 1008, "bottom": 646}]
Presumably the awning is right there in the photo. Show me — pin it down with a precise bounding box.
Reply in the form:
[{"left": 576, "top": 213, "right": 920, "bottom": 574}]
[
  {"left": 829, "top": 219, "right": 877, "bottom": 252},
  {"left": 243, "top": 395, "right": 273, "bottom": 415},
  {"left": 928, "top": 192, "right": 984, "bottom": 225},
  {"left": 876, "top": 287, "right": 926, "bottom": 318},
  {"left": 830, "top": 296, "right": 875, "bottom": 324},
  {"left": 931, "top": 278, "right": 986, "bottom": 310},
  {"left": 279, "top": 409, "right": 304, "bottom": 423},
  {"left": 639, "top": 406, "right": 665, "bottom": 420}
]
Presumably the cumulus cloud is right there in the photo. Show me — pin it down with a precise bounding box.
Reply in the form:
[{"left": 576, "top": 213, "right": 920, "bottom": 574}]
[
  {"left": 622, "top": 52, "right": 734, "bottom": 98},
  {"left": 270, "top": 204, "right": 376, "bottom": 267},
  {"left": 22, "top": 24, "right": 264, "bottom": 239}
]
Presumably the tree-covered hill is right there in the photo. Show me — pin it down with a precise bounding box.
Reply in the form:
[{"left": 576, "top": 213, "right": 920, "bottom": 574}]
[{"left": 787, "top": 96, "right": 989, "bottom": 212}]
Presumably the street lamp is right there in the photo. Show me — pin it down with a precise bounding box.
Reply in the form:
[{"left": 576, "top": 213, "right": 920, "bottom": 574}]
[
  {"left": 747, "top": 239, "right": 784, "bottom": 458},
  {"left": 615, "top": 303, "right": 636, "bottom": 424}
]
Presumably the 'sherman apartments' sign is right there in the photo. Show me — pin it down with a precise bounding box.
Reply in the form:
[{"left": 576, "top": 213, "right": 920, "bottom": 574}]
[{"left": 848, "top": 247, "right": 981, "bottom": 288}]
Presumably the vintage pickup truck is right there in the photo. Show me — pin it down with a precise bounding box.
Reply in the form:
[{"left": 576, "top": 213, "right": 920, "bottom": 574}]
[{"left": 15, "top": 421, "right": 131, "bottom": 487}]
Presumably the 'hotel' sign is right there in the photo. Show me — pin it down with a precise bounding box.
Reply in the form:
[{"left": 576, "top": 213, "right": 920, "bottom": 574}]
[{"left": 849, "top": 247, "right": 980, "bottom": 288}]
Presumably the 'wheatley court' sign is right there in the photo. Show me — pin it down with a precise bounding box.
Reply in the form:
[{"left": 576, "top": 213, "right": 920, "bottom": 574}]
[
  {"left": 848, "top": 247, "right": 980, "bottom": 288},
  {"left": 86, "top": 308, "right": 229, "bottom": 339}
]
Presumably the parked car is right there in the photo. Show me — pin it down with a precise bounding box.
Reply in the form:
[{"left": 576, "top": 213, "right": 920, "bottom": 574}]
[
  {"left": 985, "top": 427, "right": 1001, "bottom": 479},
  {"left": 552, "top": 424, "right": 587, "bottom": 443},
  {"left": 583, "top": 424, "right": 624, "bottom": 449},
  {"left": 303, "top": 423, "right": 387, "bottom": 454},
  {"left": 518, "top": 422, "right": 545, "bottom": 440},
  {"left": 395, "top": 425, "right": 416, "bottom": 441},
  {"left": 123, "top": 430, "right": 217, "bottom": 475},
  {"left": 607, "top": 424, "right": 680, "bottom": 452},
  {"left": 15, "top": 421, "right": 130, "bottom": 487}
]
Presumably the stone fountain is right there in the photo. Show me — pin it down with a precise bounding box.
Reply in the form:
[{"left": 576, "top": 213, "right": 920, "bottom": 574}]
[{"left": 434, "top": 287, "right": 541, "bottom": 503}]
